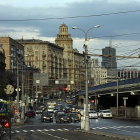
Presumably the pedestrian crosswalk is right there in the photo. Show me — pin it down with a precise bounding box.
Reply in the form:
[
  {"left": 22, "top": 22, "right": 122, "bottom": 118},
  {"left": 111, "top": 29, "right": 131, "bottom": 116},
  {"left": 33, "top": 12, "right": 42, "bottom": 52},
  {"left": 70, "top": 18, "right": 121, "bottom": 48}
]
[
  {"left": 91, "top": 125, "right": 140, "bottom": 130},
  {"left": 12, "top": 126, "right": 140, "bottom": 134},
  {"left": 11, "top": 128, "right": 70, "bottom": 134}
]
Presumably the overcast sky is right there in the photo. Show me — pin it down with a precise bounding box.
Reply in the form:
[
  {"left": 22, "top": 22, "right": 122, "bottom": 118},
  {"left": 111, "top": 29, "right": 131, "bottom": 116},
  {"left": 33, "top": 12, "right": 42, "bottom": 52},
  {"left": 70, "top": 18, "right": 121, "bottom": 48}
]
[{"left": 0, "top": 0, "right": 140, "bottom": 68}]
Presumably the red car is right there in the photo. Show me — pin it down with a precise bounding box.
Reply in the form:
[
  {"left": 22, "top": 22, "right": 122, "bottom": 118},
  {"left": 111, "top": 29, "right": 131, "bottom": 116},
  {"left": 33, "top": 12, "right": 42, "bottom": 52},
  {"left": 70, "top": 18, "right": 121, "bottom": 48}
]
[{"left": 25, "top": 111, "right": 36, "bottom": 118}]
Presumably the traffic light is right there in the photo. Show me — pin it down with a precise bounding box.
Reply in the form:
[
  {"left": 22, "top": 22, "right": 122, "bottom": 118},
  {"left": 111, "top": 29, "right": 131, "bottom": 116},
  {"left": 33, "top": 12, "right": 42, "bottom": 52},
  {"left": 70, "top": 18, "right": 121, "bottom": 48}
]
[{"left": 89, "top": 96, "right": 95, "bottom": 103}]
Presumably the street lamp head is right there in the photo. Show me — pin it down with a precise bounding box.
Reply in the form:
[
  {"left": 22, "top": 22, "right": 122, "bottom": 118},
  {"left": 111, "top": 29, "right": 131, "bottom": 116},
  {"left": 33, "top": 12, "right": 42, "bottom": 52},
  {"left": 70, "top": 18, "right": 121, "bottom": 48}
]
[
  {"left": 72, "top": 27, "right": 78, "bottom": 29},
  {"left": 94, "top": 25, "right": 101, "bottom": 28}
]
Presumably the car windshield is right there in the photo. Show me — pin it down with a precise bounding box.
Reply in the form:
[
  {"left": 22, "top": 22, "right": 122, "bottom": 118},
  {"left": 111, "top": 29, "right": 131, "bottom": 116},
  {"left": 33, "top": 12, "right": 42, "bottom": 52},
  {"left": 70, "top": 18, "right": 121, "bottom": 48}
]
[
  {"left": 102, "top": 110, "right": 111, "bottom": 113},
  {"left": 70, "top": 114, "right": 76, "bottom": 117},
  {"left": 59, "top": 114, "right": 67, "bottom": 117},
  {"left": 89, "top": 111, "right": 97, "bottom": 113}
]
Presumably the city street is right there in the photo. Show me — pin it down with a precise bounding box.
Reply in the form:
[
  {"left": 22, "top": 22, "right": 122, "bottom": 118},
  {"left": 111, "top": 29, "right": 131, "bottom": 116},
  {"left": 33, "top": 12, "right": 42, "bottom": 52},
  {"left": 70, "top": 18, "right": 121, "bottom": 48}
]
[{"left": 11, "top": 115, "right": 140, "bottom": 140}]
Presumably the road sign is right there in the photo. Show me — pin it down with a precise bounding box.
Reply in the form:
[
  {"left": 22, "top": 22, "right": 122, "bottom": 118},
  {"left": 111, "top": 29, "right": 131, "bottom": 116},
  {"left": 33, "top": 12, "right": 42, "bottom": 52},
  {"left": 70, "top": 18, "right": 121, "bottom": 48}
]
[
  {"left": 4, "top": 84, "right": 14, "bottom": 95},
  {"left": 123, "top": 97, "right": 128, "bottom": 100}
]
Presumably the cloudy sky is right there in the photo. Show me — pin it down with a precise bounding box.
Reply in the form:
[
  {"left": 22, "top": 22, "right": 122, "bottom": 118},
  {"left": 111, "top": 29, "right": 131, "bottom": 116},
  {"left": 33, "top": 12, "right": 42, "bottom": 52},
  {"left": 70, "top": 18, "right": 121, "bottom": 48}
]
[{"left": 0, "top": 0, "right": 140, "bottom": 68}]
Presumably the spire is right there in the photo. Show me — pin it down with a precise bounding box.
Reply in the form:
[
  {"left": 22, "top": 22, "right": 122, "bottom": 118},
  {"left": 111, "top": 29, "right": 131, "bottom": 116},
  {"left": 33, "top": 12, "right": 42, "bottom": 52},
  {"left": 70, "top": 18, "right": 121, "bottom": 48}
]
[{"left": 109, "top": 39, "right": 112, "bottom": 47}]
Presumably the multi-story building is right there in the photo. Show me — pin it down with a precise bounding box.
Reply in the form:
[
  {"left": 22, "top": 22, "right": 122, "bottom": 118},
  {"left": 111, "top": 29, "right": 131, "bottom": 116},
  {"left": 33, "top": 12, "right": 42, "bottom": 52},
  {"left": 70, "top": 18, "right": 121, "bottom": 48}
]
[
  {"left": 91, "top": 59, "right": 107, "bottom": 86},
  {"left": 0, "top": 37, "right": 24, "bottom": 72},
  {"left": 102, "top": 46, "right": 117, "bottom": 69},
  {"left": 101, "top": 44, "right": 118, "bottom": 81},
  {"left": 18, "top": 39, "right": 64, "bottom": 95},
  {"left": 0, "top": 45, "right": 6, "bottom": 71},
  {"left": 18, "top": 39, "right": 64, "bottom": 78},
  {"left": 73, "top": 49, "right": 85, "bottom": 90},
  {"left": 55, "top": 24, "right": 86, "bottom": 91},
  {"left": 18, "top": 24, "right": 87, "bottom": 95},
  {"left": 118, "top": 69, "right": 140, "bottom": 79},
  {"left": 55, "top": 24, "right": 74, "bottom": 90}
]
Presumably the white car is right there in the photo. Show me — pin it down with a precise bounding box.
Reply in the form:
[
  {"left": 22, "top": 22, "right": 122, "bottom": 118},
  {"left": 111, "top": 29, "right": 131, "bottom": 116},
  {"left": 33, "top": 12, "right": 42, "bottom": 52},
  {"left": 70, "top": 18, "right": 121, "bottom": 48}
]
[
  {"left": 89, "top": 110, "right": 98, "bottom": 119},
  {"left": 100, "top": 110, "right": 113, "bottom": 118}
]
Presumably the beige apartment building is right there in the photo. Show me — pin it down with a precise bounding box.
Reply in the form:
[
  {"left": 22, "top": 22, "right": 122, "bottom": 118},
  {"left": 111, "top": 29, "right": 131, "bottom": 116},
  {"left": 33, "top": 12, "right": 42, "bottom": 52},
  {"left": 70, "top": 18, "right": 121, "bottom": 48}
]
[
  {"left": 0, "top": 45, "right": 5, "bottom": 71},
  {"left": 17, "top": 24, "right": 86, "bottom": 96},
  {"left": 0, "top": 37, "right": 24, "bottom": 72},
  {"left": 55, "top": 24, "right": 86, "bottom": 91},
  {"left": 18, "top": 39, "right": 64, "bottom": 79},
  {"left": 91, "top": 59, "right": 108, "bottom": 86},
  {"left": 17, "top": 39, "right": 65, "bottom": 96}
]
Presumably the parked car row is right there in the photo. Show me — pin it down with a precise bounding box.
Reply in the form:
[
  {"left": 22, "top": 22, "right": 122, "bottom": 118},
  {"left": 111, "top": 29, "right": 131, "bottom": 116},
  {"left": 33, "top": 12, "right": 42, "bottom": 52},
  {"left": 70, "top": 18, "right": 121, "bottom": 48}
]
[{"left": 88, "top": 109, "right": 113, "bottom": 119}]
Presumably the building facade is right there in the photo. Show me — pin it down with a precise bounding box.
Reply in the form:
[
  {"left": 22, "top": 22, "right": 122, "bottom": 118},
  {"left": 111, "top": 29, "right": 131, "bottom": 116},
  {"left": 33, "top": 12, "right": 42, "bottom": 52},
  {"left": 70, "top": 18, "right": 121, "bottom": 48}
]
[
  {"left": 17, "top": 24, "right": 87, "bottom": 96},
  {"left": 0, "top": 37, "right": 24, "bottom": 72},
  {"left": 18, "top": 39, "right": 64, "bottom": 96},
  {"left": 0, "top": 45, "right": 6, "bottom": 71},
  {"left": 118, "top": 69, "right": 140, "bottom": 79},
  {"left": 55, "top": 24, "right": 86, "bottom": 91},
  {"left": 18, "top": 39, "right": 64, "bottom": 79},
  {"left": 55, "top": 24, "right": 74, "bottom": 90},
  {"left": 102, "top": 46, "right": 117, "bottom": 69},
  {"left": 91, "top": 59, "right": 108, "bottom": 86}
]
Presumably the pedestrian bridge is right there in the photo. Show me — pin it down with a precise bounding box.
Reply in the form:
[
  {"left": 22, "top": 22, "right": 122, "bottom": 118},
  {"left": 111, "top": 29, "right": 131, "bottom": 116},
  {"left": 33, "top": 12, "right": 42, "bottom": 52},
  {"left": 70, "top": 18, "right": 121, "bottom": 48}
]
[
  {"left": 77, "top": 78, "right": 140, "bottom": 109},
  {"left": 79, "top": 78, "right": 140, "bottom": 96}
]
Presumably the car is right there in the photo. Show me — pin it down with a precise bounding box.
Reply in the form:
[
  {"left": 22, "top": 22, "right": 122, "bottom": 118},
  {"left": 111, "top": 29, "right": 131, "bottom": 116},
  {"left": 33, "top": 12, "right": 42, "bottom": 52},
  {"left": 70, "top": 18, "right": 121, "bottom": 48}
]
[
  {"left": 25, "top": 110, "right": 36, "bottom": 118},
  {"left": 89, "top": 110, "right": 98, "bottom": 119},
  {"left": 68, "top": 113, "right": 80, "bottom": 122},
  {"left": 41, "top": 111, "right": 53, "bottom": 122},
  {"left": 56, "top": 114, "right": 71, "bottom": 123},
  {"left": 99, "top": 110, "right": 113, "bottom": 118},
  {"left": 35, "top": 108, "right": 42, "bottom": 114}
]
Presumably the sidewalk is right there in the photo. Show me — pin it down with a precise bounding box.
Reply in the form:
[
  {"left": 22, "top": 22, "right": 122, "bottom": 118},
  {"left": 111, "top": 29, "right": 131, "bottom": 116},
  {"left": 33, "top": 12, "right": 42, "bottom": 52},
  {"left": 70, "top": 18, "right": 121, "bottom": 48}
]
[{"left": 11, "top": 117, "right": 27, "bottom": 126}]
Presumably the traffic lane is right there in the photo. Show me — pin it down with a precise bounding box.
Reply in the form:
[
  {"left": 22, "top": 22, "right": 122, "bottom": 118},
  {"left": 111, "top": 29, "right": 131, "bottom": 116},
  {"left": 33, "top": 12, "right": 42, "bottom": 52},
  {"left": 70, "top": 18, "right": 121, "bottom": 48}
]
[
  {"left": 89, "top": 118, "right": 140, "bottom": 127},
  {"left": 23, "top": 130, "right": 121, "bottom": 140},
  {"left": 12, "top": 123, "right": 80, "bottom": 133},
  {"left": 94, "top": 126, "right": 140, "bottom": 138},
  {"left": 89, "top": 118, "right": 140, "bottom": 138}
]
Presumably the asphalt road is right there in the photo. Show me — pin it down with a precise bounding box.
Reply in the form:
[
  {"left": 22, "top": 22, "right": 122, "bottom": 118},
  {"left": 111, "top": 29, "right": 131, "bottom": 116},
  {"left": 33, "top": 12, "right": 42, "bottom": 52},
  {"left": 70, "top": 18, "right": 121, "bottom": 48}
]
[{"left": 11, "top": 115, "right": 140, "bottom": 140}]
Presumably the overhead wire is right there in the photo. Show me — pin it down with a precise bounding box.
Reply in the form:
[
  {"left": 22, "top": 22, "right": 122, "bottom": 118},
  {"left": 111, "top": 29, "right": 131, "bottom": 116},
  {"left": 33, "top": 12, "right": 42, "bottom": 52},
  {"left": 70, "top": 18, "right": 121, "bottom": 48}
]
[{"left": 0, "top": 9, "right": 140, "bottom": 21}]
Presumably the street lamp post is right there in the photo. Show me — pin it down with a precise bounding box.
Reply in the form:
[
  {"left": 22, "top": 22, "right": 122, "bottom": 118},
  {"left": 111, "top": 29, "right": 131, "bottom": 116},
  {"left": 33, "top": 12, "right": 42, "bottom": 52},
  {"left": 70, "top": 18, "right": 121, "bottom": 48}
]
[
  {"left": 72, "top": 25, "right": 100, "bottom": 131},
  {"left": 116, "top": 79, "right": 119, "bottom": 116},
  {"left": 16, "top": 54, "right": 20, "bottom": 111}
]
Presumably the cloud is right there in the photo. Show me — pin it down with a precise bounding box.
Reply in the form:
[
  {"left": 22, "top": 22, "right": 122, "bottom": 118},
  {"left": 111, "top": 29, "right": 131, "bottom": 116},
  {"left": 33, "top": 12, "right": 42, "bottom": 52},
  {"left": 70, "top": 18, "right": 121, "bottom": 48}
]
[
  {"left": 0, "top": 0, "right": 140, "bottom": 41},
  {"left": 0, "top": 0, "right": 139, "bottom": 68}
]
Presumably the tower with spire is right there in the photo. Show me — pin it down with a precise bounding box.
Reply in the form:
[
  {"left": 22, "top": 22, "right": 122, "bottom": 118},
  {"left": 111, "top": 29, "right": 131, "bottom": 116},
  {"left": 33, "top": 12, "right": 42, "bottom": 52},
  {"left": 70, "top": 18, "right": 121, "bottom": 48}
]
[{"left": 55, "top": 24, "right": 75, "bottom": 90}]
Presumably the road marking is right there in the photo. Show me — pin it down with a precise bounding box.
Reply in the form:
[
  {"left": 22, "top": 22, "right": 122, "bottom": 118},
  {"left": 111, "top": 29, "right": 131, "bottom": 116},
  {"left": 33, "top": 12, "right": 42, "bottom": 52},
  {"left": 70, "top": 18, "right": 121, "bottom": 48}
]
[
  {"left": 50, "top": 129, "right": 55, "bottom": 131},
  {"left": 57, "top": 129, "right": 63, "bottom": 131},
  {"left": 30, "top": 130, "right": 35, "bottom": 132},
  {"left": 37, "top": 129, "right": 42, "bottom": 132},
  {"left": 44, "top": 129, "right": 49, "bottom": 131},
  {"left": 92, "top": 125, "right": 140, "bottom": 130},
  {"left": 63, "top": 128, "right": 69, "bottom": 131},
  {"left": 23, "top": 130, "right": 28, "bottom": 132},
  {"left": 12, "top": 128, "right": 71, "bottom": 134}
]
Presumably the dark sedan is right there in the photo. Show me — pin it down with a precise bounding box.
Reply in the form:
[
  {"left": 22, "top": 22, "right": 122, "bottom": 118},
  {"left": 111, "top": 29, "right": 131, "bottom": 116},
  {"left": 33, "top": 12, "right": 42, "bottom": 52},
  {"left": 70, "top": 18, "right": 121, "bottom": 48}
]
[
  {"left": 56, "top": 114, "right": 71, "bottom": 123},
  {"left": 25, "top": 110, "right": 36, "bottom": 118},
  {"left": 41, "top": 111, "right": 53, "bottom": 122},
  {"left": 68, "top": 113, "right": 80, "bottom": 122}
]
